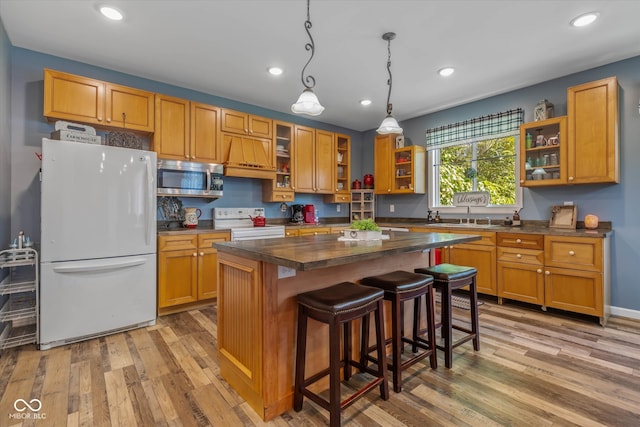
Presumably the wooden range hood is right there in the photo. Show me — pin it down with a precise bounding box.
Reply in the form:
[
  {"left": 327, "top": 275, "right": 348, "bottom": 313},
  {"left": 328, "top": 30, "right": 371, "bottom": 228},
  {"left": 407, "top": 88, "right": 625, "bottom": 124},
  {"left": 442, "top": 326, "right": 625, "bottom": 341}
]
[{"left": 223, "top": 135, "right": 276, "bottom": 180}]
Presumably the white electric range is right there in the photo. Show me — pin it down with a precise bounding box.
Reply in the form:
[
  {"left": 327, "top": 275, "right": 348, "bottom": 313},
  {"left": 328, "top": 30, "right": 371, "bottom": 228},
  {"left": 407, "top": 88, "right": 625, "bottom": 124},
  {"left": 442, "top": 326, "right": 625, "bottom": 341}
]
[{"left": 212, "top": 207, "right": 285, "bottom": 241}]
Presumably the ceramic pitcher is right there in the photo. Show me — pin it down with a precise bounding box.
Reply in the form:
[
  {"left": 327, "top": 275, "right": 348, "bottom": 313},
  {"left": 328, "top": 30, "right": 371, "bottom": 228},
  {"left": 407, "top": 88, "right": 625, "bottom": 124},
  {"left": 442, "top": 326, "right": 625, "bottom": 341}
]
[{"left": 183, "top": 207, "right": 202, "bottom": 228}]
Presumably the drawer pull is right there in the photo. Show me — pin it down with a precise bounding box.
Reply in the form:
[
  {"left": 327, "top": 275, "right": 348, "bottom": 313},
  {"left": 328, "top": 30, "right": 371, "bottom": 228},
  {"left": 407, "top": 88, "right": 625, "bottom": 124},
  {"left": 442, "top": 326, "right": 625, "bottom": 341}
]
[
  {"left": 516, "top": 254, "right": 522, "bottom": 258},
  {"left": 516, "top": 238, "right": 522, "bottom": 244},
  {"left": 569, "top": 250, "right": 575, "bottom": 256},
  {"left": 200, "top": 252, "right": 204, "bottom": 256},
  {"left": 545, "top": 270, "right": 550, "bottom": 275},
  {"left": 193, "top": 252, "right": 197, "bottom": 257},
  {"left": 537, "top": 269, "right": 542, "bottom": 274}
]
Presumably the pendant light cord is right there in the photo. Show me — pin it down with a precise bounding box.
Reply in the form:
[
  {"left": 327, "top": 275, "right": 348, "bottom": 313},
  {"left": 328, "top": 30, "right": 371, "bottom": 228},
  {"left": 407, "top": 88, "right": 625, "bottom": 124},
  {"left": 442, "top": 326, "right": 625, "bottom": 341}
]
[
  {"left": 382, "top": 32, "right": 396, "bottom": 116},
  {"left": 300, "top": 0, "right": 316, "bottom": 89}
]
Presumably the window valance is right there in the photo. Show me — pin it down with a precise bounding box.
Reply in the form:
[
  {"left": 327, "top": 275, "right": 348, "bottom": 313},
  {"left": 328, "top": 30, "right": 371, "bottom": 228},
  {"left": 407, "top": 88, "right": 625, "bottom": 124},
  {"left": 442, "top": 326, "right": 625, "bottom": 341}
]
[{"left": 425, "top": 108, "right": 523, "bottom": 151}]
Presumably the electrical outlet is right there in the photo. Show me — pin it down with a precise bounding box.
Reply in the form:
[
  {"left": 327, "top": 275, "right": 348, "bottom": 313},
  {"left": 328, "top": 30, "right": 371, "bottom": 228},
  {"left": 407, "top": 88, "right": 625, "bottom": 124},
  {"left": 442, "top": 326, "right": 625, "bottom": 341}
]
[
  {"left": 390, "top": 204, "right": 395, "bottom": 213},
  {"left": 564, "top": 201, "right": 574, "bottom": 206},
  {"left": 336, "top": 205, "right": 341, "bottom": 212}
]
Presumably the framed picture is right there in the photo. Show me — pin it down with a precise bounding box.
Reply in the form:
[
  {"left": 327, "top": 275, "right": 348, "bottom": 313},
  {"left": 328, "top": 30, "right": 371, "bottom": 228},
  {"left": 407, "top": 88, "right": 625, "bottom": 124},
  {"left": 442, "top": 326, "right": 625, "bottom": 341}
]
[{"left": 549, "top": 205, "right": 577, "bottom": 229}]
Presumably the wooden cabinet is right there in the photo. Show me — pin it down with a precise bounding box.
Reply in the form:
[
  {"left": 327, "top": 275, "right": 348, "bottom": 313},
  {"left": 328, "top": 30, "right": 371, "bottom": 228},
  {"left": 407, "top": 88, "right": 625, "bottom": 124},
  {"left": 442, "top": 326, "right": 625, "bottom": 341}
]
[
  {"left": 221, "top": 108, "right": 272, "bottom": 139},
  {"left": 497, "top": 232, "right": 545, "bottom": 305},
  {"left": 544, "top": 235, "right": 608, "bottom": 322},
  {"left": 374, "top": 134, "right": 426, "bottom": 194},
  {"left": 293, "top": 125, "right": 334, "bottom": 194},
  {"left": 263, "top": 121, "right": 295, "bottom": 202},
  {"left": 43, "top": 68, "right": 154, "bottom": 133},
  {"left": 567, "top": 76, "right": 619, "bottom": 184},
  {"left": 350, "top": 189, "right": 375, "bottom": 221},
  {"left": 154, "top": 95, "right": 220, "bottom": 162},
  {"left": 519, "top": 116, "right": 567, "bottom": 186},
  {"left": 220, "top": 109, "right": 275, "bottom": 179},
  {"left": 519, "top": 77, "right": 619, "bottom": 187},
  {"left": 324, "top": 133, "right": 351, "bottom": 203},
  {"left": 157, "top": 232, "right": 229, "bottom": 314}
]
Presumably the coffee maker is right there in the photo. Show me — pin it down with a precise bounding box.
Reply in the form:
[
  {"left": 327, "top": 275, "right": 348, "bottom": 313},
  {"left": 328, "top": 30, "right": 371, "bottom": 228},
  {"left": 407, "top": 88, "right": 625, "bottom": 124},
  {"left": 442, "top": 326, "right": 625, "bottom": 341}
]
[
  {"left": 303, "top": 204, "right": 315, "bottom": 224},
  {"left": 291, "top": 204, "right": 304, "bottom": 224}
]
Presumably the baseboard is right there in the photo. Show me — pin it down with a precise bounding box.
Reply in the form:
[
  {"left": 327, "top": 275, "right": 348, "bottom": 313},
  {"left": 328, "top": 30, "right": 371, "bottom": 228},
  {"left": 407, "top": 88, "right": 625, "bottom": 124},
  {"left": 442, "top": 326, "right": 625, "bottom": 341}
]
[{"left": 610, "top": 306, "right": 640, "bottom": 320}]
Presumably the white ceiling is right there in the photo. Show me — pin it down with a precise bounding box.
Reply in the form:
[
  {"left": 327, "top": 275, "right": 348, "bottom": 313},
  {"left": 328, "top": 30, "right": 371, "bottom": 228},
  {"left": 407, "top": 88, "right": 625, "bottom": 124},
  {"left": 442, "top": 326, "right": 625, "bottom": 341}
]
[{"left": 2, "top": 0, "right": 640, "bottom": 132}]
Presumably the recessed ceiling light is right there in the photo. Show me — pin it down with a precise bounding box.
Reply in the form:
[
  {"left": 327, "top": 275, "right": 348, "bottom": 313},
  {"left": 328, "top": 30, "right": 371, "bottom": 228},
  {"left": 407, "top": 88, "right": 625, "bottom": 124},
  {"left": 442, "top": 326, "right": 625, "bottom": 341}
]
[
  {"left": 360, "top": 99, "right": 372, "bottom": 106},
  {"left": 100, "top": 6, "right": 123, "bottom": 21},
  {"left": 268, "top": 67, "right": 283, "bottom": 76},
  {"left": 438, "top": 67, "right": 455, "bottom": 77},
  {"left": 570, "top": 12, "right": 599, "bottom": 27}
]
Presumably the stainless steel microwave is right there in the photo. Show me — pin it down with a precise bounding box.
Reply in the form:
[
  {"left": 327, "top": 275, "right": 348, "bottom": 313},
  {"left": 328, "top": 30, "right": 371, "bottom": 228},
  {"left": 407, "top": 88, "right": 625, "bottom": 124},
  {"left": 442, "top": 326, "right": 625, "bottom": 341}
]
[{"left": 157, "top": 160, "right": 223, "bottom": 199}]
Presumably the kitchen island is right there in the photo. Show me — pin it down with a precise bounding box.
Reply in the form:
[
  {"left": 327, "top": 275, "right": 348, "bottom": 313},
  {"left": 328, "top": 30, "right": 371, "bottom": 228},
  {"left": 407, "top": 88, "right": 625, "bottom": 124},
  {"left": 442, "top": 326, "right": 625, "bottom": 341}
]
[{"left": 214, "top": 231, "right": 480, "bottom": 421}]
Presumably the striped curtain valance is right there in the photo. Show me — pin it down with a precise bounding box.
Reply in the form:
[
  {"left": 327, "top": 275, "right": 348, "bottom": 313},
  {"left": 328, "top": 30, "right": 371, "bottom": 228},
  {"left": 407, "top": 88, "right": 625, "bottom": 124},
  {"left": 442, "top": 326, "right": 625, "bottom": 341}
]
[{"left": 425, "top": 108, "right": 524, "bottom": 151}]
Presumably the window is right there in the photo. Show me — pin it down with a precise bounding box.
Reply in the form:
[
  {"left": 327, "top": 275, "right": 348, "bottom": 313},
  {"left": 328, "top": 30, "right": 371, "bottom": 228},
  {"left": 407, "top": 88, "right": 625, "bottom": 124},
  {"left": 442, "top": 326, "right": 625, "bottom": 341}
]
[{"left": 426, "top": 109, "right": 523, "bottom": 214}]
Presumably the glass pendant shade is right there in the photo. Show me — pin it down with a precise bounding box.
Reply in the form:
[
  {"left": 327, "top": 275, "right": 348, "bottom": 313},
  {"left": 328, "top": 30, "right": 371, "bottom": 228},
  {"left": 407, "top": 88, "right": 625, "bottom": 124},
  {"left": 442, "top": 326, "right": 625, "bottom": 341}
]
[
  {"left": 376, "top": 113, "right": 403, "bottom": 134},
  {"left": 291, "top": 88, "right": 325, "bottom": 116}
]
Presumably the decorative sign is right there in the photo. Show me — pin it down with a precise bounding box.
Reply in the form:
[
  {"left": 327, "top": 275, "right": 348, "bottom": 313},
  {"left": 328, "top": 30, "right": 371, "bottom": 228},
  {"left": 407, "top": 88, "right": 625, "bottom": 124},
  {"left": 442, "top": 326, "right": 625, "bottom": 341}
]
[{"left": 453, "top": 191, "right": 490, "bottom": 207}]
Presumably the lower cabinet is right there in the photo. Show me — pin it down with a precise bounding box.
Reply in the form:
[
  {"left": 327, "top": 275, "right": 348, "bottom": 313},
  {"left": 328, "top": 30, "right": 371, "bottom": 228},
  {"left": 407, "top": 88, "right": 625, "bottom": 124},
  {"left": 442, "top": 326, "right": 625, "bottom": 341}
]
[
  {"left": 497, "top": 232, "right": 609, "bottom": 325},
  {"left": 157, "top": 231, "right": 229, "bottom": 314}
]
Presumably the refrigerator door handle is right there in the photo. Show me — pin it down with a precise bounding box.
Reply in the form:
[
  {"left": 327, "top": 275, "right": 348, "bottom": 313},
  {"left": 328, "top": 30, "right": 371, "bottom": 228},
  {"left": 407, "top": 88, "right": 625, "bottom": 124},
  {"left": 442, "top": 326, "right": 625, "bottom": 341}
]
[
  {"left": 52, "top": 257, "right": 148, "bottom": 273},
  {"left": 145, "top": 155, "right": 154, "bottom": 246}
]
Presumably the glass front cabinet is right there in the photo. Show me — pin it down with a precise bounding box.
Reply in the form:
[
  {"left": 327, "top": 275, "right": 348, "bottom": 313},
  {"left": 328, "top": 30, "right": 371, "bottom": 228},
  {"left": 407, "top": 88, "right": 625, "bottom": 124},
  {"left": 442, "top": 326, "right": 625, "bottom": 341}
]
[{"left": 519, "top": 116, "right": 567, "bottom": 187}]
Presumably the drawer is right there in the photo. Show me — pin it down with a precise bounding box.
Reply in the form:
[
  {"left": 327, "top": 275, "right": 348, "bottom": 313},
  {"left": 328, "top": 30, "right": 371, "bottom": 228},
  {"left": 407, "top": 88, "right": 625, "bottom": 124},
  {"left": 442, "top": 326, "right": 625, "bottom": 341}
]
[
  {"left": 270, "top": 190, "right": 295, "bottom": 202},
  {"left": 497, "top": 232, "right": 543, "bottom": 250},
  {"left": 544, "top": 236, "right": 602, "bottom": 271},
  {"left": 198, "top": 232, "right": 229, "bottom": 249},
  {"left": 497, "top": 247, "right": 543, "bottom": 265},
  {"left": 325, "top": 193, "right": 351, "bottom": 203},
  {"left": 158, "top": 234, "right": 198, "bottom": 251}
]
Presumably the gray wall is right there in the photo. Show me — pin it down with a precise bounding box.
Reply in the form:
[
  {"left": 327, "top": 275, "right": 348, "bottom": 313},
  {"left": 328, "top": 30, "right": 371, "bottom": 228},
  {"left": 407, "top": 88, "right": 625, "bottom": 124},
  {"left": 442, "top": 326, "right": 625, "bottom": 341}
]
[
  {"left": 0, "top": 18, "right": 10, "bottom": 248},
  {"left": 4, "top": 38, "right": 640, "bottom": 314},
  {"left": 362, "top": 57, "right": 640, "bottom": 317}
]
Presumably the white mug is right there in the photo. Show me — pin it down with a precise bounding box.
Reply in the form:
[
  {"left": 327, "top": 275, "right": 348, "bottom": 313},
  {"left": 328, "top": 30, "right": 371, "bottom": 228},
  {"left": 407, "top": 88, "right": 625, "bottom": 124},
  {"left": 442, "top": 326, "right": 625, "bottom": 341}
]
[{"left": 183, "top": 207, "right": 202, "bottom": 228}]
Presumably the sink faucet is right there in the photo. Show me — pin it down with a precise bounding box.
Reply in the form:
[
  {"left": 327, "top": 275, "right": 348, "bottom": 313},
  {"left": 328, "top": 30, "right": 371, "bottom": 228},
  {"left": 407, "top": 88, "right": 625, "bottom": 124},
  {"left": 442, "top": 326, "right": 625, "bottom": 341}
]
[
  {"left": 466, "top": 206, "right": 471, "bottom": 224},
  {"left": 486, "top": 217, "right": 492, "bottom": 225}
]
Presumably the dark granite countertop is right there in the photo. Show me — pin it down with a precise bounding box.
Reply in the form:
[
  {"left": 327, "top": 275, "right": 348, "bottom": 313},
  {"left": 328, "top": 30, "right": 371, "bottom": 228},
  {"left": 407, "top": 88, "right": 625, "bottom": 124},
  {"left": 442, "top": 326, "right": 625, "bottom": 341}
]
[{"left": 214, "top": 231, "right": 480, "bottom": 271}]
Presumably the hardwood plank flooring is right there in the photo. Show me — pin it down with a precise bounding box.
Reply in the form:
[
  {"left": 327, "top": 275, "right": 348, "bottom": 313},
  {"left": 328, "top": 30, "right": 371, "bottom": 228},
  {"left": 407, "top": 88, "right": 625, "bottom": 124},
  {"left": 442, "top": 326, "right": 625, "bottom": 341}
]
[{"left": 1, "top": 300, "right": 639, "bottom": 426}]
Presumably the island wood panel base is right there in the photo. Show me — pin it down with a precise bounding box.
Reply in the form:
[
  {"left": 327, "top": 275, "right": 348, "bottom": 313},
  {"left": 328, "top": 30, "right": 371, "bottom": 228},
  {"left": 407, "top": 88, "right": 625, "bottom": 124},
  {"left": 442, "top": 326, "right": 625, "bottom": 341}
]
[{"left": 217, "top": 250, "right": 432, "bottom": 421}]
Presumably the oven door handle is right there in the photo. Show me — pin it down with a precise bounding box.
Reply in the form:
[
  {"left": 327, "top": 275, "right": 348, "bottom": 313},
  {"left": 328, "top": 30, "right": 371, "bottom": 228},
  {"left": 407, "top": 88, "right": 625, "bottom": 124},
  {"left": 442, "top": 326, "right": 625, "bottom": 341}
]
[{"left": 205, "top": 170, "right": 212, "bottom": 195}]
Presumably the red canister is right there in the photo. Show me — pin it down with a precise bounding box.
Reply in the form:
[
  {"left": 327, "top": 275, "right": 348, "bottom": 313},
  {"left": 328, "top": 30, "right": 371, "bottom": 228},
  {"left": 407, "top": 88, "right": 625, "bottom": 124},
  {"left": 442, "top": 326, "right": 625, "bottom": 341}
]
[
  {"left": 363, "top": 174, "right": 374, "bottom": 189},
  {"left": 352, "top": 179, "right": 362, "bottom": 189}
]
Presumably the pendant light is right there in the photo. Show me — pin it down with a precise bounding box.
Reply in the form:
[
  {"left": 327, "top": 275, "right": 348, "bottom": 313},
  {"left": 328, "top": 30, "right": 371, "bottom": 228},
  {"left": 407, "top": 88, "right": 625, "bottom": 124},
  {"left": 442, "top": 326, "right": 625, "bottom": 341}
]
[
  {"left": 291, "top": 0, "right": 324, "bottom": 116},
  {"left": 376, "top": 32, "right": 403, "bottom": 134}
]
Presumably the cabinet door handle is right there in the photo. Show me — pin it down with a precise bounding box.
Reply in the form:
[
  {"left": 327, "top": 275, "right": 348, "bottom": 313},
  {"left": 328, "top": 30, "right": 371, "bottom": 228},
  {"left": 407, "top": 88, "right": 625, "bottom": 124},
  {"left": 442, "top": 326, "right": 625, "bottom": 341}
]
[
  {"left": 520, "top": 179, "right": 524, "bottom": 184},
  {"left": 314, "top": 232, "right": 318, "bottom": 235},
  {"left": 569, "top": 176, "right": 574, "bottom": 181},
  {"left": 537, "top": 269, "right": 542, "bottom": 274},
  {"left": 545, "top": 270, "right": 550, "bottom": 275},
  {"left": 516, "top": 238, "right": 522, "bottom": 243},
  {"left": 97, "top": 116, "right": 102, "bottom": 121},
  {"left": 193, "top": 253, "right": 197, "bottom": 257},
  {"left": 200, "top": 252, "right": 204, "bottom": 256},
  {"left": 569, "top": 250, "right": 575, "bottom": 256}
]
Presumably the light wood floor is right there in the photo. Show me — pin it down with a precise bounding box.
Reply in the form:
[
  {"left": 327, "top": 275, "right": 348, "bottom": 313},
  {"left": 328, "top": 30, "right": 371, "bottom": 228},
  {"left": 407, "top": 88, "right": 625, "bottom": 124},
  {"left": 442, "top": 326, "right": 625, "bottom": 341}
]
[{"left": 1, "top": 299, "right": 640, "bottom": 426}]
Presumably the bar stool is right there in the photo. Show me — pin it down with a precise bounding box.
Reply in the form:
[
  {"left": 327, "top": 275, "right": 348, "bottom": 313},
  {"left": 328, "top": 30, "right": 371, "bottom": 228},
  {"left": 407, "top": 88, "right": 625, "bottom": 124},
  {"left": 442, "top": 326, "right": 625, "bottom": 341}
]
[
  {"left": 293, "top": 282, "right": 389, "bottom": 427},
  {"left": 415, "top": 263, "right": 480, "bottom": 368},
  {"left": 360, "top": 270, "right": 437, "bottom": 393}
]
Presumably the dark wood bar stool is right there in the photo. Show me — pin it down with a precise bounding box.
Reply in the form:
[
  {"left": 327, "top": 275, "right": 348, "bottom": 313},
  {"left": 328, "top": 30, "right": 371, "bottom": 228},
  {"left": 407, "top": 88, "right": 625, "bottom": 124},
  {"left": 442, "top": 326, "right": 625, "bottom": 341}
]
[
  {"left": 293, "top": 282, "right": 389, "bottom": 427},
  {"left": 415, "top": 263, "right": 480, "bottom": 368},
  {"left": 360, "top": 270, "right": 437, "bottom": 393}
]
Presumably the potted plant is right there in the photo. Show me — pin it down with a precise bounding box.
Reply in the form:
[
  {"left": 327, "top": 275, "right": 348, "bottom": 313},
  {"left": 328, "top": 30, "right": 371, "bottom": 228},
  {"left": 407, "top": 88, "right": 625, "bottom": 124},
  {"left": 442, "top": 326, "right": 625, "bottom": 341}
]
[{"left": 345, "top": 219, "right": 383, "bottom": 240}]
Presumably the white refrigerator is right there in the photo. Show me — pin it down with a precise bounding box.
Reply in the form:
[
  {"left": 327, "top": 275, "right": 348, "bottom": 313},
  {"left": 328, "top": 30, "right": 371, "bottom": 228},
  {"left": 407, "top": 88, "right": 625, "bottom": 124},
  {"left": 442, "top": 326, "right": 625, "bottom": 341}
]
[{"left": 40, "top": 138, "right": 157, "bottom": 349}]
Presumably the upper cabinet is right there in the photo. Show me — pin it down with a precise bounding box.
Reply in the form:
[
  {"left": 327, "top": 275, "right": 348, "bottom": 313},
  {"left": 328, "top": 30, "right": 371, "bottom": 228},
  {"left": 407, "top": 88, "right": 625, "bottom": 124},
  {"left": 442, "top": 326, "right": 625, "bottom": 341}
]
[
  {"left": 520, "top": 116, "right": 567, "bottom": 186},
  {"left": 520, "top": 76, "right": 619, "bottom": 187},
  {"left": 221, "top": 108, "right": 272, "bottom": 139},
  {"left": 154, "top": 95, "right": 220, "bottom": 163},
  {"left": 262, "top": 121, "right": 295, "bottom": 202},
  {"left": 293, "top": 126, "right": 334, "bottom": 194},
  {"left": 220, "top": 108, "right": 275, "bottom": 179},
  {"left": 43, "top": 69, "right": 154, "bottom": 133},
  {"left": 324, "top": 133, "right": 351, "bottom": 203},
  {"left": 567, "top": 76, "right": 619, "bottom": 184},
  {"left": 374, "top": 134, "right": 425, "bottom": 194}
]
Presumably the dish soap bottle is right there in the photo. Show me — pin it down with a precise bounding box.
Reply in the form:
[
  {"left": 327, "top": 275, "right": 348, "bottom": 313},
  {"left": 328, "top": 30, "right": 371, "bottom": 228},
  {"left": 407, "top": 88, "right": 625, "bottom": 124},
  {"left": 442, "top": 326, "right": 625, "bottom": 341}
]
[{"left": 512, "top": 210, "right": 521, "bottom": 226}]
